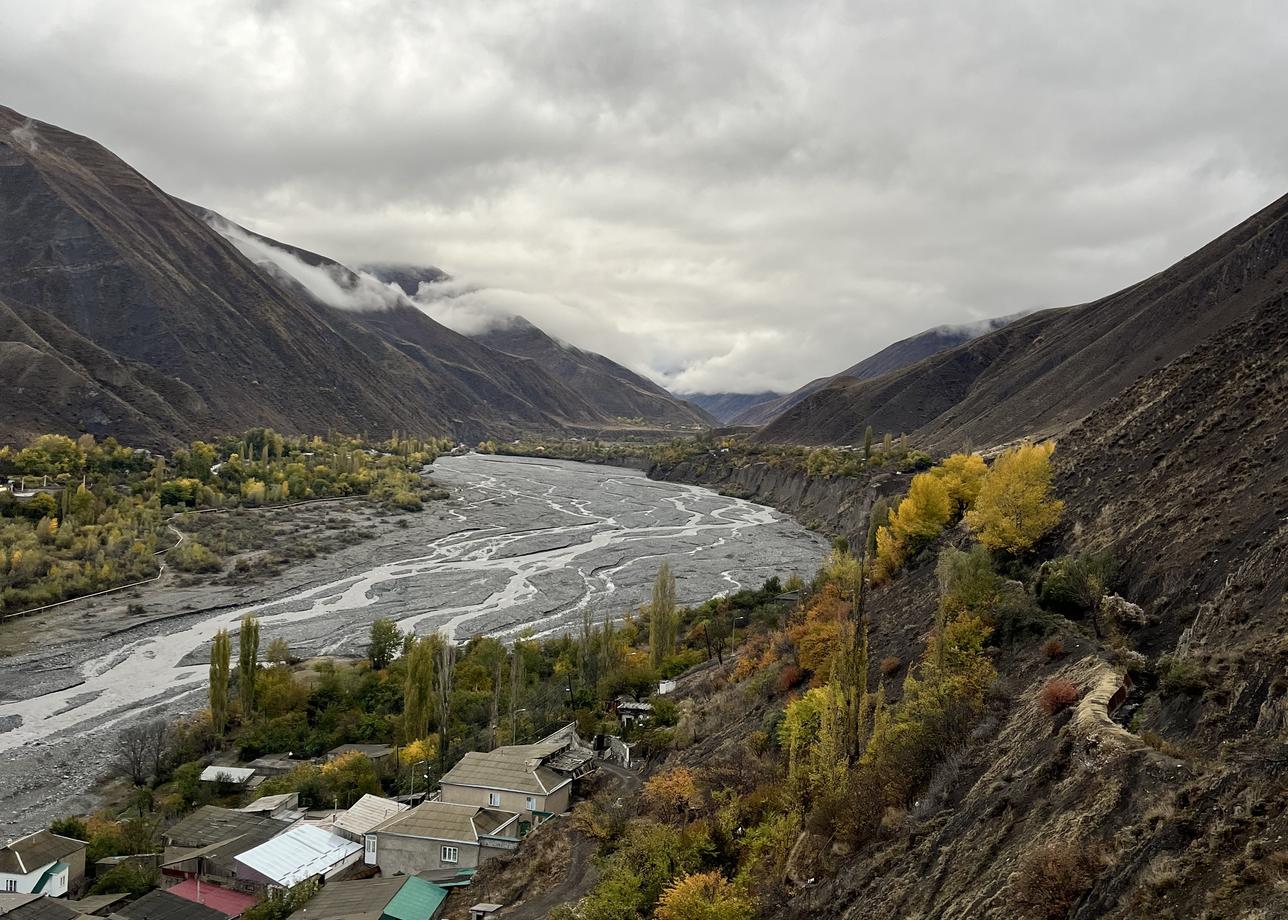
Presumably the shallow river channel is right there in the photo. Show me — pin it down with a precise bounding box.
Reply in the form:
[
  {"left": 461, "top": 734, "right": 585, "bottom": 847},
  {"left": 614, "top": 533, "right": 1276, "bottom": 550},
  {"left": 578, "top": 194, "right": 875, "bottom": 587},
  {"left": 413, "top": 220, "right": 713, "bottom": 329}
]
[{"left": 0, "top": 454, "right": 827, "bottom": 834}]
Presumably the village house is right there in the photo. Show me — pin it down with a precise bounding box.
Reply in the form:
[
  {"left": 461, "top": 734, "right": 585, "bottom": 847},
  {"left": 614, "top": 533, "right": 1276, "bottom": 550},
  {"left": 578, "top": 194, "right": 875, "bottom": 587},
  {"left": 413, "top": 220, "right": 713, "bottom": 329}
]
[
  {"left": 298, "top": 874, "right": 447, "bottom": 920},
  {"left": 0, "top": 831, "right": 86, "bottom": 898},
  {"left": 363, "top": 803, "right": 519, "bottom": 876},
  {"left": 232, "top": 825, "right": 362, "bottom": 891},
  {"left": 331, "top": 795, "right": 408, "bottom": 844},
  {"left": 160, "top": 807, "right": 291, "bottom": 886},
  {"left": 437, "top": 739, "right": 591, "bottom": 826}
]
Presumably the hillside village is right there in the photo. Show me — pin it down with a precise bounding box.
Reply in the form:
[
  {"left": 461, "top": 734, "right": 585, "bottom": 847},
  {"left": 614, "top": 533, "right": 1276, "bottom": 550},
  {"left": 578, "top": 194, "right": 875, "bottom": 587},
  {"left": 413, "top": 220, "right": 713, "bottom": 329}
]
[{"left": 1, "top": 699, "right": 641, "bottom": 920}]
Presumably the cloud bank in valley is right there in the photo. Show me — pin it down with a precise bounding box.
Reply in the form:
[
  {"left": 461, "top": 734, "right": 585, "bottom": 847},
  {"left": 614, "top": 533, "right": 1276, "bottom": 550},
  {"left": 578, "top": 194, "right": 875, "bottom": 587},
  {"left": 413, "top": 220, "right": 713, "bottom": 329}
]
[{"left": 2, "top": 1, "right": 1286, "bottom": 393}]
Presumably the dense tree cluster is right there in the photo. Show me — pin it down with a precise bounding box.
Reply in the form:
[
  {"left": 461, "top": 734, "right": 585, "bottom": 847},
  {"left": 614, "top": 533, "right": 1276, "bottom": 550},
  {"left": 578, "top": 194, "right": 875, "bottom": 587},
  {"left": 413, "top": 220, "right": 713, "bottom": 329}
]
[{"left": 0, "top": 430, "right": 449, "bottom": 614}]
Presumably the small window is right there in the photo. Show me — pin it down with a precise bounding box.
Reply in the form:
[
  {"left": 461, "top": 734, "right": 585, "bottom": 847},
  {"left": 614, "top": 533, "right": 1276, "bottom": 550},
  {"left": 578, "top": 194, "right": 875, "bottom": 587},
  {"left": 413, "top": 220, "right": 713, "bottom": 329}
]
[
  {"left": 488, "top": 792, "right": 500, "bottom": 806},
  {"left": 441, "top": 845, "right": 458, "bottom": 864},
  {"left": 525, "top": 796, "right": 536, "bottom": 811},
  {"left": 5, "top": 881, "right": 16, "bottom": 893},
  {"left": 365, "top": 836, "right": 376, "bottom": 855}
]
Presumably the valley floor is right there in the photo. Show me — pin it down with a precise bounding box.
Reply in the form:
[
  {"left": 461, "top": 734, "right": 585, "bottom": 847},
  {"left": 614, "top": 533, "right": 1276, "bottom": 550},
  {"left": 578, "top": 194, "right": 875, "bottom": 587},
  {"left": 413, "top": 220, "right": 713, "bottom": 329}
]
[{"left": 0, "top": 454, "right": 826, "bottom": 837}]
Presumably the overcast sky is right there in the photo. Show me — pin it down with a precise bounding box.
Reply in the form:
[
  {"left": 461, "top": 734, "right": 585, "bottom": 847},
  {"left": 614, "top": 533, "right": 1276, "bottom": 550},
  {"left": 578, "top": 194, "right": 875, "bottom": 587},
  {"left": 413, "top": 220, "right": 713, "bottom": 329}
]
[{"left": 2, "top": 1, "right": 1286, "bottom": 394}]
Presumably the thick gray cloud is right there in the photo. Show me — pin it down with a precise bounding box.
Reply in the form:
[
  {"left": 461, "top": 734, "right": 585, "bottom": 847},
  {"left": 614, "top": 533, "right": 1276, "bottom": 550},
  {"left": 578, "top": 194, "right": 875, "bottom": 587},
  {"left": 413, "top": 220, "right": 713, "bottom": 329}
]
[{"left": 2, "top": 0, "right": 1285, "bottom": 393}]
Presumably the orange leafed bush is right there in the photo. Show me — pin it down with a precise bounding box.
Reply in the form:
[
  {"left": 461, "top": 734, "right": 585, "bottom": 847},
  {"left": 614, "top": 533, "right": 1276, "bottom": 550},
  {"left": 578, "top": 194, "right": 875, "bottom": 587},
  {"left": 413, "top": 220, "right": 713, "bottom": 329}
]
[
  {"left": 1039, "top": 678, "right": 1081, "bottom": 714},
  {"left": 776, "top": 663, "right": 804, "bottom": 692},
  {"left": 1041, "top": 637, "right": 1065, "bottom": 659}
]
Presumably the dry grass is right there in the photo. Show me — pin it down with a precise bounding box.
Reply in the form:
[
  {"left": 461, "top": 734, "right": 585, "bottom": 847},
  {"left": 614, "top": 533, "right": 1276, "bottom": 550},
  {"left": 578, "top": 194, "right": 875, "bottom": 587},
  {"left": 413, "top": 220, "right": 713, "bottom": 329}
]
[{"left": 1011, "top": 840, "right": 1106, "bottom": 919}]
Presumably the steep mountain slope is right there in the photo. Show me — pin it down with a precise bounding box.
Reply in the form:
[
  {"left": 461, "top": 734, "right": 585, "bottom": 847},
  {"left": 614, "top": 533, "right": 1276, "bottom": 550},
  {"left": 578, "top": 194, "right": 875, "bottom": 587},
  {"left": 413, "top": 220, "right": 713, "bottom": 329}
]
[
  {"left": 683, "top": 391, "right": 782, "bottom": 424},
  {"left": 0, "top": 104, "right": 634, "bottom": 445},
  {"left": 196, "top": 209, "right": 709, "bottom": 431},
  {"left": 733, "top": 313, "right": 1024, "bottom": 427},
  {"left": 795, "top": 293, "right": 1288, "bottom": 920},
  {"left": 472, "top": 316, "right": 713, "bottom": 429},
  {"left": 190, "top": 207, "right": 618, "bottom": 434},
  {"left": 759, "top": 192, "right": 1288, "bottom": 450}
]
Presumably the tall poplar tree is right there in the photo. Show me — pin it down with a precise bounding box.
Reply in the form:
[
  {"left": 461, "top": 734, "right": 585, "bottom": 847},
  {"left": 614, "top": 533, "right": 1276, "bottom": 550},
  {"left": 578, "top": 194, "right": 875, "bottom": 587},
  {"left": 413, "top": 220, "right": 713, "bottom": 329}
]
[
  {"left": 209, "top": 629, "right": 231, "bottom": 737},
  {"left": 648, "top": 562, "right": 677, "bottom": 670},
  {"left": 238, "top": 615, "right": 260, "bottom": 717}
]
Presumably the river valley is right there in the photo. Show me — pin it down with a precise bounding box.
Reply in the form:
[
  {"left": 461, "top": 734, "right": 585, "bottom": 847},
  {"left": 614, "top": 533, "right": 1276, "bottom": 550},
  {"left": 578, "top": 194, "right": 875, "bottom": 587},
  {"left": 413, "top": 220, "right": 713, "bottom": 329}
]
[{"left": 0, "top": 453, "right": 828, "bottom": 835}]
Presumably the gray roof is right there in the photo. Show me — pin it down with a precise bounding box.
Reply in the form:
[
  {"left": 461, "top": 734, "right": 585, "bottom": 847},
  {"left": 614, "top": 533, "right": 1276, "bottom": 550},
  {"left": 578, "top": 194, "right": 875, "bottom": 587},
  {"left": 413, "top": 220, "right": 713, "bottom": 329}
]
[
  {"left": 297, "top": 877, "right": 407, "bottom": 920},
  {"left": 0, "top": 831, "right": 85, "bottom": 876},
  {"left": 327, "top": 745, "right": 393, "bottom": 761},
  {"left": 2, "top": 899, "right": 83, "bottom": 920},
  {"left": 333, "top": 795, "right": 407, "bottom": 838},
  {"left": 371, "top": 803, "right": 518, "bottom": 845},
  {"left": 0, "top": 894, "right": 45, "bottom": 917},
  {"left": 114, "top": 892, "right": 226, "bottom": 920},
  {"left": 163, "top": 807, "right": 289, "bottom": 849},
  {"left": 438, "top": 743, "right": 570, "bottom": 796},
  {"left": 66, "top": 895, "right": 129, "bottom": 917}
]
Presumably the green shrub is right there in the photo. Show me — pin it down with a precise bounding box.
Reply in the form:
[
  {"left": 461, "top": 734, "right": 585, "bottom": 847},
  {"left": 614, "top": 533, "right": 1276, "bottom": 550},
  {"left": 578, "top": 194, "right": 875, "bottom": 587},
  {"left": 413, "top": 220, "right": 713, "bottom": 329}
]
[
  {"left": 169, "top": 541, "right": 222, "bottom": 573},
  {"left": 1157, "top": 656, "right": 1207, "bottom": 696},
  {"left": 89, "top": 862, "right": 157, "bottom": 896}
]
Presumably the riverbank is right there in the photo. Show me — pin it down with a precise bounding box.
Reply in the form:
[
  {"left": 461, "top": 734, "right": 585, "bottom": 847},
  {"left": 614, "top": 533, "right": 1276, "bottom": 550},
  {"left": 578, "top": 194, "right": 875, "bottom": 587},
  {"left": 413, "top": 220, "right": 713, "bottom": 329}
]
[{"left": 0, "top": 454, "right": 828, "bottom": 837}]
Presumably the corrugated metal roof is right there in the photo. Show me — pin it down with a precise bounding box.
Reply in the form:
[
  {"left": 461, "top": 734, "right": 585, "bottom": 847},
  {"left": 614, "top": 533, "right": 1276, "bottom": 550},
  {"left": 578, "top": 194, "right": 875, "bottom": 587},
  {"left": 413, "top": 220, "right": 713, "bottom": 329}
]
[
  {"left": 296, "top": 877, "right": 406, "bottom": 920},
  {"left": 1, "top": 897, "right": 82, "bottom": 920},
  {"left": 233, "top": 826, "right": 361, "bottom": 887},
  {"left": 0, "top": 831, "right": 84, "bottom": 875},
  {"left": 438, "top": 743, "right": 569, "bottom": 796},
  {"left": 333, "top": 796, "right": 407, "bottom": 838},
  {"left": 164, "top": 807, "right": 289, "bottom": 849},
  {"left": 382, "top": 876, "right": 446, "bottom": 920},
  {"left": 115, "top": 890, "right": 227, "bottom": 920},
  {"left": 371, "top": 803, "right": 516, "bottom": 845},
  {"left": 199, "top": 767, "right": 255, "bottom": 784}
]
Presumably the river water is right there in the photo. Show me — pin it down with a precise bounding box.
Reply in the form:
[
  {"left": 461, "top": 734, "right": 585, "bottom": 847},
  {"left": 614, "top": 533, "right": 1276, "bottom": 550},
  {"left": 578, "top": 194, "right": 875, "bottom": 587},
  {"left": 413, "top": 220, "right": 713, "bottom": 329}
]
[{"left": 0, "top": 454, "right": 827, "bottom": 833}]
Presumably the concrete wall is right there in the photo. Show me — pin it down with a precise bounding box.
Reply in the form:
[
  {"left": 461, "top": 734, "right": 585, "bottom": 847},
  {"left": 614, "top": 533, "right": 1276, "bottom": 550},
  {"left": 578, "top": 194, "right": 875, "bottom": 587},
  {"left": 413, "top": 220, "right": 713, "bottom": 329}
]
[
  {"left": 372, "top": 835, "right": 480, "bottom": 877},
  {"left": 438, "top": 783, "right": 569, "bottom": 821}
]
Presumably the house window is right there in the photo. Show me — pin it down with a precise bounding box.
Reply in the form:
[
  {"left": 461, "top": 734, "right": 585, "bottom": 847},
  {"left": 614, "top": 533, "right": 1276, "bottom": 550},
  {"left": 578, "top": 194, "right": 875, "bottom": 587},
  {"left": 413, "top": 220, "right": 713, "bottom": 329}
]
[
  {"left": 488, "top": 792, "right": 500, "bottom": 806},
  {"left": 4, "top": 881, "right": 16, "bottom": 893},
  {"left": 365, "top": 836, "right": 376, "bottom": 857},
  {"left": 525, "top": 796, "right": 536, "bottom": 811},
  {"left": 441, "top": 846, "right": 458, "bottom": 864}
]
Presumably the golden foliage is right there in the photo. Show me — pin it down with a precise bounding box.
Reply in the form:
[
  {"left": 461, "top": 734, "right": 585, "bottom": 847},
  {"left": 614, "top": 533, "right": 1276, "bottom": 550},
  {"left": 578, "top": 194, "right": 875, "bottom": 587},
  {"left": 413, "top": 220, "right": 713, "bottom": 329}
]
[
  {"left": 964, "top": 441, "right": 1064, "bottom": 553},
  {"left": 642, "top": 767, "right": 703, "bottom": 822},
  {"left": 873, "top": 471, "right": 951, "bottom": 581},
  {"left": 655, "top": 871, "right": 754, "bottom": 920}
]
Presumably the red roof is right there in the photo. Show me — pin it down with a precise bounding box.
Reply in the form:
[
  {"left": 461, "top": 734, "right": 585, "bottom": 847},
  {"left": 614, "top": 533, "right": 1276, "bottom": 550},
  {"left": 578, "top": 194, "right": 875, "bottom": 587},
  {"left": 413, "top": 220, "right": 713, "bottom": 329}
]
[{"left": 166, "top": 880, "right": 259, "bottom": 918}]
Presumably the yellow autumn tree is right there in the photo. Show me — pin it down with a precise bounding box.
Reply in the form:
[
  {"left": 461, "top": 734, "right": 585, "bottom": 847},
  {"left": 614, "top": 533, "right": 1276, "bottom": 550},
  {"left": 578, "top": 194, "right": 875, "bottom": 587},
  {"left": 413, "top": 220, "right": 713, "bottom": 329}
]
[
  {"left": 965, "top": 441, "right": 1065, "bottom": 553},
  {"left": 931, "top": 452, "right": 988, "bottom": 513},
  {"left": 873, "top": 471, "right": 951, "bottom": 581},
  {"left": 642, "top": 766, "right": 703, "bottom": 823},
  {"left": 656, "top": 871, "right": 754, "bottom": 920},
  {"left": 399, "top": 735, "right": 439, "bottom": 768}
]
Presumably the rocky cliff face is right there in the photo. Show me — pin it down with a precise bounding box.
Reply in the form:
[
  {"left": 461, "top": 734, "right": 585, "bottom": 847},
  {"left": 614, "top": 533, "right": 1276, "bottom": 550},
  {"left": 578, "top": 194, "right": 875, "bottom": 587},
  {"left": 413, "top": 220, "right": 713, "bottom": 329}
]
[{"left": 649, "top": 456, "right": 888, "bottom": 545}]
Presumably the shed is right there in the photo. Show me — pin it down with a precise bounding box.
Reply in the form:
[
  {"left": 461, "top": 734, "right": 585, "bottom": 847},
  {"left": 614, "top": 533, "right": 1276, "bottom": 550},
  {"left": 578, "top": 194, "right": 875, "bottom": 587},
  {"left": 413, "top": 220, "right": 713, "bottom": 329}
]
[
  {"left": 232, "top": 826, "right": 362, "bottom": 889},
  {"left": 198, "top": 767, "right": 255, "bottom": 786},
  {"left": 468, "top": 905, "right": 502, "bottom": 920}
]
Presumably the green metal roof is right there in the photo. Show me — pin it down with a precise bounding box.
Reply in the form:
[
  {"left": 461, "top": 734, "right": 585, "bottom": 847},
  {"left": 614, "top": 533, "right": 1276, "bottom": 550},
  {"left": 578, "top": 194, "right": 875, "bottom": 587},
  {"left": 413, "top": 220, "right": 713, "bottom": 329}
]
[
  {"left": 32, "top": 861, "right": 68, "bottom": 894},
  {"left": 381, "top": 876, "right": 448, "bottom": 920}
]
